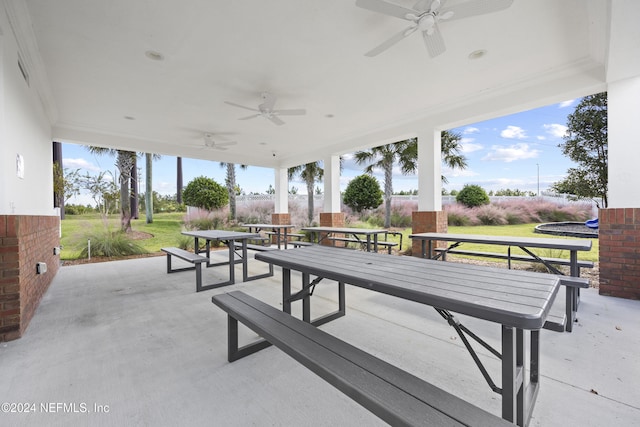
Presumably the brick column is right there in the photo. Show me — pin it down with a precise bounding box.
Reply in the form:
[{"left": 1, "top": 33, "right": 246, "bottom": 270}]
[
  {"left": 411, "top": 211, "right": 448, "bottom": 257},
  {"left": 319, "top": 212, "right": 345, "bottom": 247},
  {"left": 599, "top": 208, "right": 640, "bottom": 299},
  {"left": 271, "top": 213, "right": 291, "bottom": 244},
  {"left": 0, "top": 215, "right": 61, "bottom": 342}
]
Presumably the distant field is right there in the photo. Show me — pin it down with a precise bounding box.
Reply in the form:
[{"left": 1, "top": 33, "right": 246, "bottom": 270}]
[{"left": 60, "top": 214, "right": 598, "bottom": 262}]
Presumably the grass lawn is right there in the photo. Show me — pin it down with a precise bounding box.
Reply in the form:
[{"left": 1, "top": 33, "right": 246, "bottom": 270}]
[
  {"left": 60, "top": 212, "right": 186, "bottom": 260},
  {"left": 61, "top": 214, "right": 598, "bottom": 263}
]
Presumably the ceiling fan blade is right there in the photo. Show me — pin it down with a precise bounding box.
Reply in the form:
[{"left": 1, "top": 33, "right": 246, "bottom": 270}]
[
  {"left": 422, "top": 25, "right": 446, "bottom": 57},
  {"left": 440, "top": 0, "right": 513, "bottom": 22},
  {"left": 413, "top": 0, "right": 432, "bottom": 12},
  {"left": 224, "top": 101, "right": 259, "bottom": 112},
  {"left": 212, "top": 146, "right": 228, "bottom": 151},
  {"left": 273, "top": 109, "right": 306, "bottom": 116},
  {"left": 258, "top": 92, "right": 277, "bottom": 111},
  {"left": 267, "top": 115, "right": 286, "bottom": 126},
  {"left": 365, "top": 25, "right": 418, "bottom": 57},
  {"left": 238, "top": 114, "right": 260, "bottom": 120},
  {"left": 356, "top": 0, "right": 418, "bottom": 21}
]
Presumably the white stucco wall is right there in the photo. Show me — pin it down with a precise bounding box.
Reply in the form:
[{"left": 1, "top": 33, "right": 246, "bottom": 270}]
[
  {"left": 0, "top": 8, "right": 54, "bottom": 216},
  {"left": 608, "top": 76, "right": 640, "bottom": 208}
]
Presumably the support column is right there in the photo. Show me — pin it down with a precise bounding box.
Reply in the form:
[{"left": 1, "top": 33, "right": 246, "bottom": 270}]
[
  {"left": 273, "top": 168, "right": 289, "bottom": 215},
  {"left": 412, "top": 128, "right": 447, "bottom": 256},
  {"left": 321, "top": 155, "right": 345, "bottom": 236},
  {"left": 599, "top": 76, "right": 640, "bottom": 299}
]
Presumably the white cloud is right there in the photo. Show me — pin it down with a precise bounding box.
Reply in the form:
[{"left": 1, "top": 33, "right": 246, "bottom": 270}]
[
  {"left": 463, "top": 127, "right": 480, "bottom": 134},
  {"left": 536, "top": 135, "right": 546, "bottom": 140},
  {"left": 63, "top": 157, "right": 101, "bottom": 172},
  {"left": 460, "top": 141, "right": 483, "bottom": 154},
  {"left": 482, "top": 143, "right": 541, "bottom": 162},
  {"left": 543, "top": 123, "right": 568, "bottom": 138},
  {"left": 500, "top": 125, "right": 527, "bottom": 139},
  {"left": 442, "top": 167, "right": 478, "bottom": 178},
  {"left": 558, "top": 99, "right": 575, "bottom": 108}
]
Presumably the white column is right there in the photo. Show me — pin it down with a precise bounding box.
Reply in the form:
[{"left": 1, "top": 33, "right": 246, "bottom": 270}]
[
  {"left": 416, "top": 128, "right": 442, "bottom": 211},
  {"left": 323, "top": 155, "right": 341, "bottom": 213},
  {"left": 273, "top": 168, "right": 289, "bottom": 214},
  {"left": 608, "top": 76, "right": 640, "bottom": 208}
]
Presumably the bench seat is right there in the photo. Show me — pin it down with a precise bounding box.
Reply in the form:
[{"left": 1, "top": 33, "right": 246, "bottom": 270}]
[
  {"left": 212, "top": 291, "right": 511, "bottom": 427},
  {"left": 161, "top": 247, "right": 208, "bottom": 292},
  {"left": 433, "top": 248, "right": 594, "bottom": 270},
  {"left": 327, "top": 237, "right": 398, "bottom": 254},
  {"left": 289, "top": 241, "right": 313, "bottom": 247}
]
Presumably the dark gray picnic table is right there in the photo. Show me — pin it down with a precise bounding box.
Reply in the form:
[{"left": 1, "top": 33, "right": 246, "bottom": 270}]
[
  {"left": 181, "top": 230, "right": 264, "bottom": 290},
  {"left": 301, "top": 226, "right": 388, "bottom": 252},
  {"left": 255, "top": 245, "right": 561, "bottom": 426},
  {"left": 409, "top": 232, "right": 592, "bottom": 277}
]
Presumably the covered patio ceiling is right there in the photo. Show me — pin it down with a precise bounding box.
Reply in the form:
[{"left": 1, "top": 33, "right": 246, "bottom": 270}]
[{"left": 13, "top": 0, "right": 633, "bottom": 169}]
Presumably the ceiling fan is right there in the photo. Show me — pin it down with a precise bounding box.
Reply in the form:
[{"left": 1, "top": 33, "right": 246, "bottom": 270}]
[
  {"left": 224, "top": 92, "right": 306, "bottom": 126},
  {"left": 202, "top": 133, "right": 237, "bottom": 150},
  {"left": 356, "top": 0, "right": 514, "bottom": 57}
]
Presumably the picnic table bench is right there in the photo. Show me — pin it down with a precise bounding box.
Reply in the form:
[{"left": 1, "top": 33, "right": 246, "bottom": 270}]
[
  {"left": 248, "top": 245, "right": 562, "bottom": 425},
  {"left": 212, "top": 290, "right": 512, "bottom": 427},
  {"left": 326, "top": 236, "right": 398, "bottom": 254},
  {"left": 161, "top": 247, "right": 208, "bottom": 292}
]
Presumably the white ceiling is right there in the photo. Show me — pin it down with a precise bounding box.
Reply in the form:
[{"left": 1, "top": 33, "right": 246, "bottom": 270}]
[{"left": 12, "top": 0, "right": 630, "bottom": 169}]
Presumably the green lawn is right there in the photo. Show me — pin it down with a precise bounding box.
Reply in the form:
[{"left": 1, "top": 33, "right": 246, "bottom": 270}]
[
  {"left": 61, "top": 214, "right": 598, "bottom": 263},
  {"left": 60, "top": 212, "right": 186, "bottom": 260}
]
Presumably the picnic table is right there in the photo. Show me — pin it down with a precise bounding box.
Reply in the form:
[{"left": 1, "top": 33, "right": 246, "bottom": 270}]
[
  {"left": 410, "top": 232, "right": 593, "bottom": 331},
  {"left": 253, "top": 245, "right": 561, "bottom": 426},
  {"left": 242, "top": 223, "right": 295, "bottom": 249},
  {"left": 181, "top": 230, "right": 269, "bottom": 290},
  {"left": 301, "top": 226, "right": 390, "bottom": 252}
]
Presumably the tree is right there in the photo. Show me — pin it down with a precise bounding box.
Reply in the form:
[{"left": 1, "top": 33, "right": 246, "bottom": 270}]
[
  {"left": 355, "top": 131, "right": 467, "bottom": 228},
  {"left": 176, "top": 157, "right": 183, "bottom": 204},
  {"left": 551, "top": 93, "right": 608, "bottom": 207},
  {"left": 145, "top": 153, "right": 154, "bottom": 223},
  {"left": 456, "top": 184, "right": 490, "bottom": 207},
  {"left": 343, "top": 174, "right": 383, "bottom": 213},
  {"left": 182, "top": 176, "right": 229, "bottom": 211},
  {"left": 86, "top": 147, "right": 137, "bottom": 232},
  {"left": 288, "top": 162, "right": 324, "bottom": 224},
  {"left": 220, "top": 162, "right": 247, "bottom": 221},
  {"left": 53, "top": 166, "right": 81, "bottom": 212}
]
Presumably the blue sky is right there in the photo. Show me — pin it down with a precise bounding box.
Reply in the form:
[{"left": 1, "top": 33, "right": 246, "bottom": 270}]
[{"left": 62, "top": 99, "right": 577, "bottom": 206}]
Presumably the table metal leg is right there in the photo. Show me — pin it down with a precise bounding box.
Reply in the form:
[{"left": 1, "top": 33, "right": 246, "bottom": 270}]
[{"left": 502, "top": 326, "right": 525, "bottom": 426}]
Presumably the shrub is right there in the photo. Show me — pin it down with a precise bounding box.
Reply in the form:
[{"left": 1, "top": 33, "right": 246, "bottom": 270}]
[
  {"left": 456, "top": 184, "right": 490, "bottom": 208},
  {"left": 445, "top": 203, "right": 476, "bottom": 225},
  {"left": 182, "top": 176, "right": 229, "bottom": 211},
  {"left": 343, "top": 174, "right": 383, "bottom": 213},
  {"left": 475, "top": 205, "right": 508, "bottom": 225},
  {"left": 77, "top": 226, "right": 147, "bottom": 258}
]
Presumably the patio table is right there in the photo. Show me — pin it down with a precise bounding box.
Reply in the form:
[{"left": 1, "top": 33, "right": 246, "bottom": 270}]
[
  {"left": 255, "top": 245, "right": 561, "bottom": 426},
  {"left": 410, "top": 232, "right": 593, "bottom": 331},
  {"left": 242, "top": 223, "right": 294, "bottom": 249},
  {"left": 181, "top": 230, "right": 263, "bottom": 290},
  {"left": 301, "top": 226, "right": 388, "bottom": 252}
]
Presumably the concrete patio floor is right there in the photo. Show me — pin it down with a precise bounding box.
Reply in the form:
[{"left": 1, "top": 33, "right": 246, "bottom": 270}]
[{"left": 1, "top": 253, "right": 639, "bottom": 426}]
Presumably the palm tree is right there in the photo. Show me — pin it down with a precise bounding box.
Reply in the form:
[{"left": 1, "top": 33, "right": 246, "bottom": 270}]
[
  {"left": 220, "top": 162, "right": 248, "bottom": 221},
  {"left": 176, "top": 157, "right": 183, "bottom": 204},
  {"left": 354, "top": 140, "right": 413, "bottom": 228},
  {"left": 86, "top": 147, "right": 136, "bottom": 232},
  {"left": 144, "top": 153, "right": 162, "bottom": 223},
  {"left": 354, "top": 130, "right": 467, "bottom": 227},
  {"left": 288, "top": 162, "right": 324, "bottom": 224}
]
